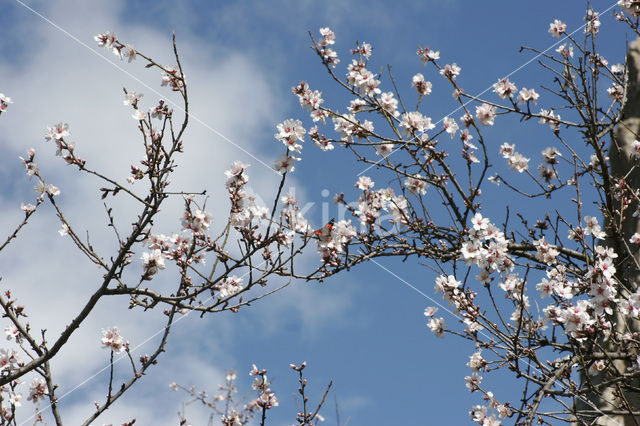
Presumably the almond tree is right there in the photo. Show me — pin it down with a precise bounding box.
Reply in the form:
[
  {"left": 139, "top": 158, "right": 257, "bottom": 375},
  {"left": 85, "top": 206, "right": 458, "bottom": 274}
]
[
  {"left": 3, "top": 3, "right": 640, "bottom": 426},
  {"left": 279, "top": 4, "right": 640, "bottom": 426}
]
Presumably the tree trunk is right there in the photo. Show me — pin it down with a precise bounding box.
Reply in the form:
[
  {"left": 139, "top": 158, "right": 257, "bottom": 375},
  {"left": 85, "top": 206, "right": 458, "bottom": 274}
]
[{"left": 575, "top": 37, "right": 640, "bottom": 426}]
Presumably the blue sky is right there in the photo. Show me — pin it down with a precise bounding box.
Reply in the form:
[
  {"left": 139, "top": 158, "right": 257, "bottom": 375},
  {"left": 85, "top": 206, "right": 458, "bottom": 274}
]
[{"left": 0, "top": 0, "right": 631, "bottom": 425}]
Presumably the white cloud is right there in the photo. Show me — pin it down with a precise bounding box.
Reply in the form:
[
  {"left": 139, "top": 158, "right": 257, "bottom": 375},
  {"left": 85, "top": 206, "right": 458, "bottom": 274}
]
[{"left": 0, "top": 0, "right": 321, "bottom": 423}]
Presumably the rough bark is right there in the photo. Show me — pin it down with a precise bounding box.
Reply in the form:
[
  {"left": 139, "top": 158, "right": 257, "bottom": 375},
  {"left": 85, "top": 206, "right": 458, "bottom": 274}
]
[{"left": 575, "top": 37, "right": 640, "bottom": 426}]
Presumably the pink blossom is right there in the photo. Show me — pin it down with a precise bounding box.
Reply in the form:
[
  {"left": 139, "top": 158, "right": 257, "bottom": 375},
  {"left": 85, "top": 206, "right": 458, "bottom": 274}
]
[
  {"left": 216, "top": 276, "right": 244, "bottom": 298},
  {"left": 27, "top": 378, "right": 48, "bottom": 403},
  {"left": 45, "top": 123, "right": 70, "bottom": 141},
  {"left": 475, "top": 103, "right": 496, "bottom": 126},
  {"left": 440, "top": 63, "right": 461, "bottom": 81},
  {"left": 122, "top": 44, "right": 136, "bottom": 62},
  {"left": 355, "top": 176, "right": 375, "bottom": 190},
  {"left": 274, "top": 153, "right": 299, "bottom": 174},
  {"left": 411, "top": 73, "right": 432, "bottom": 95},
  {"left": 375, "top": 143, "right": 394, "bottom": 157},
  {"left": 124, "top": 91, "right": 143, "bottom": 106},
  {"left": 400, "top": 111, "right": 435, "bottom": 135},
  {"left": 539, "top": 109, "right": 561, "bottom": 131},
  {"left": 141, "top": 249, "right": 166, "bottom": 276},
  {"left": 443, "top": 117, "right": 459, "bottom": 138},
  {"left": 585, "top": 9, "right": 600, "bottom": 34},
  {"left": 427, "top": 317, "right": 446, "bottom": 337},
  {"left": 404, "top": 174, "right": 428, "bottom": 195},
  {"left": 275, "top": 119, "right": 306, "bottom": 152},
  {"left": 416, "top": 45, "right": 440, "bottom": 63},
  {"left": 94, "top": 31, "right": 117, "bottom": 49},
  {"left": 556, "top": 44, "right": 574, "bottom": 58},
  {"left": 548, "top": 19, "right": 567, "bottom": 38},
  {"left": 492, "top": 78, "right": 517, "bottom": 99},
  {"left": 424, "top": 307, "right": 439, "bottom": 317},
  {"left": 517, "top": 88, "right": 539, "bottom": 105},
  {"left": 378, "top": 92, "right": 399, "bottom": 117},
  {"left": 101, "top": 327, "right": 126, "bottom": 353}
]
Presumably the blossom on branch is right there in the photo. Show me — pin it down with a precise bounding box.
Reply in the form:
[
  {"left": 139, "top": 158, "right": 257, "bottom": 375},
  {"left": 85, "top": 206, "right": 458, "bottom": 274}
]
[
  {"left": 101, "top": 327, "right": 126, "bottom": 353},
  {"left": 548, "top": 19, "right": 567, "bottom": 38},
  {"left": 475, "top": 103, "right": 496, "bottom": 126}
]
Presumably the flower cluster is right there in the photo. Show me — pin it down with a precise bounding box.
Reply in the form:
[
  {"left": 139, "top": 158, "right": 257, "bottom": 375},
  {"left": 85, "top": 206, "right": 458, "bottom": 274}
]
[
  {"left": 141, "top": 203, "right": 212, "bottom": 278},
  {"left": 541, "top": 245, "right": 619, "bottom": 341},
  {"left": 353, "top": 177, "right": 408, "bottom": 227},
  {"left": 306, "top": 124, "right": 334, "bottom": 151},
  {"left": 399, "top": 111, "right": 435, "bottom": 136},
  {"left": 404, "top": 174, "right": 428, "bottom": 195},
  {"left": 94, "top": 31, "right": 136, "bottom": 62},
  {"left": 549, "top": 300, "right": 597, "bottom": 341},
  {"left": 619, "top": 0, "right": 640, "bottom": 17},
  {"left": 215, "top": 276, "right": 245, "bottom": 299},
  {"left": 517, "top": 88, "right": 539, "bottom": 105},
  {"left": 273, "top": 153, "right": 299, "bottom": 174},
  {"left": 443, "top": 117, "right": 459, "bottom": 138},
  {"left": 620, "top": 286, "right": 640, "bottom": 318},
  {"left": 351, "top": 41, "right": 372, "bottom": 60},
  {"left": 280, "top": 192, "right": 311, "bottom": 243},
  {"left": 0, "top": 348, "right": 19, "bottom": 375},
  {"left": 475, "top": 103, "right": 496, "bottom": 126},
  {"left": 101, "top": 327, "right": 126, "bottom": 353},
  {"left": 333, "top": 113, "right": 374, "bottom": 142},
  {"left": 439, "top": 63, "right": 461, "bottom": 81},
  {"left": 346, "top": 59, "right": 381, "bottom": 96},
  {"left": 249, "top": 364, "right": 278, "bottom": 410},
  {"left": 317, "top": 27, "right": 339, "bottom": 67},
  {"left": 378, "top": 92, "right": 400, "bottom": 118},
  {"left": 223, "top": 162, "right": 268, "bottom": 233},
  {"left": 536, "top": 264, "right": 576, "bottom": 300},
  {"left": 141, "top": 249, "right": 166, "bottom": 277},
  {"left": 27, "top": 378, "right": 48, "bottom": 403},
  {"left": 461, "top": 213, "right": 513, "bottom": 275},
  {"left": 556, "top": 43, "right": 574, "bottom": 58},
  {"left": 607, "top": 83, "right": 624, "bottom": 102},
  {"left": 160, "top": 65, "right": 184, "bottom": 92},
  {"left": 533, "top": 237, "right": 560, "bottom": 265},
  {"left": 411, "top": 73, "right": 432, "bottom": 96},
  {"left": 499, "top": 142, "right": 529, "bottom": 173},
  {"left": 315, "top": 219, "right": 357, "bottom": 266},
  {"left": 470, "top": 401, "right": 512, "bottom": 426},
  {"left": 19, "top": 148, "right": 38, "bottom": 179},
  {"left": 416, "top": 45, "right": 440, "bottom": 63},
  {"left": 585, "top": 9, "right": 601, "bottom": 34},
  {"left": 423, "top": 307, "right": 445, "bottom": 337},
  {"left": 548, "top": 19, "right": 567, "bottom": 38},
  {"left": 292, "top": 81, "right": 327, "bottom": 123},
  {"left": 430, "top": 273, "right": 484, "bottom": 335},
  {"left": 582, "top": 215, "right": 607, "bottom": 240},
  {"left": 585, "top": 249, "right": 618, "bottom": 316},
  {"left": 44, "top": 122, "right": 86, "bottom": 168},
  {"left": 274, "top": 119, "right": 306, "bottom": 153},
  {"left": 492, "top": 78, "right": 517, "bottom": 100},
  {"left": 538, "top": 109, "right": 561, "bottom": 132},
  {"left": 181, "top": 207, "right": 213, "bottom": 235}
]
